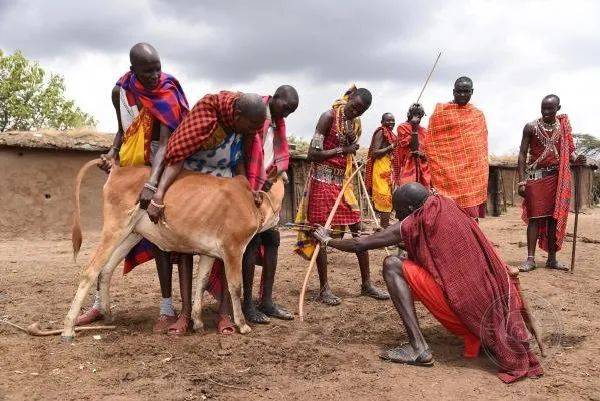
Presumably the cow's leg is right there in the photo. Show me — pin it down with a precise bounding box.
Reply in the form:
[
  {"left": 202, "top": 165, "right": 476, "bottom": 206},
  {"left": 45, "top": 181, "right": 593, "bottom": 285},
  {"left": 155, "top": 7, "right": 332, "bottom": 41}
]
[
  {"left": 191, "top": 255, "right": 215, "bottom": 332},
  {"left": 61, "top": 232, "right": 141, "bottom": 341},
  {"left": 97, "top": 233, "right": 143, "bottom": 322},
  {"left": 223, "top": 251, "right": 251, "bottom": 334}
]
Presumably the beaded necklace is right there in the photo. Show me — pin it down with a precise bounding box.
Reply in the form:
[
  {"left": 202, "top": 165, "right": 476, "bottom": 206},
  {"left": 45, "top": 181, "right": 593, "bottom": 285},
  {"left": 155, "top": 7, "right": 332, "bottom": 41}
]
[
  {"left": 334, "top": 106, "right": 355, "bottom": 146},
  {"left": 534, "top": 118, "right": 561, "bottom": 158}
]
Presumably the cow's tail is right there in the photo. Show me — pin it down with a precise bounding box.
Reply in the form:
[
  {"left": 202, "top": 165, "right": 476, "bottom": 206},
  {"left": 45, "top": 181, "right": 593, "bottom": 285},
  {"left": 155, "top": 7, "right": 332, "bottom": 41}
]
[{"left": 72, "top": 158, "right": 103, "bottom": 262}]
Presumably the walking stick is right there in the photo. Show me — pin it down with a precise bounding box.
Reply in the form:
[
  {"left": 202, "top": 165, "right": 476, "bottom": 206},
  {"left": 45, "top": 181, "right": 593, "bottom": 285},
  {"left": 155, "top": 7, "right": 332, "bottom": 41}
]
[
  {"left": 298, "top": 165, "right": 362, "bottom": 321},
  {"left": 416, "top": 51, "right": 442, "bottom": 104},
  {"left": 570, "top": 164, "right": 582, "bottom": 273}
]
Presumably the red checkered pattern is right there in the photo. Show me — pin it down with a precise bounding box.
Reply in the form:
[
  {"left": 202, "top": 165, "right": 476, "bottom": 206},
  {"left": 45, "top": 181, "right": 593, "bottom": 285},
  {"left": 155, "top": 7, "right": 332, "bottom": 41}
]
[
  {"left": 396, "top": 122, "right": 431, "bottom": 187},
  {"left": 307, "top": 177, "right": 361, "bottom": 225},
  {"left": 365, "top": 125, "right": 397, "bottom": 193},
  {"left": 426, "top": 103, "right": 488, "bottom": 208},
  {"left": 165, "top": 91, "right": 240, "bottom": 164}
]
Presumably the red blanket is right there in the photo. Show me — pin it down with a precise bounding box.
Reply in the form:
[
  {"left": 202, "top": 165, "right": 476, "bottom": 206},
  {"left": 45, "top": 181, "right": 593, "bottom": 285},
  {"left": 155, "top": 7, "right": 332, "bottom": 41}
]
[
  {"left": 395, "top": 122, "right": 431, "bottom": 187},
  {"left": 401, "top": 195, "right": 542, "bottom": 383}
]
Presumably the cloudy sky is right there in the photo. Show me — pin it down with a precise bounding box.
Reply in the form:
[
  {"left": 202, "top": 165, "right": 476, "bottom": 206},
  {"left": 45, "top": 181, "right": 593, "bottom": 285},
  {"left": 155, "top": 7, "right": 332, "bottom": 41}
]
[{"left": 1, "top": 0, "right": 598, "bottom": 155}]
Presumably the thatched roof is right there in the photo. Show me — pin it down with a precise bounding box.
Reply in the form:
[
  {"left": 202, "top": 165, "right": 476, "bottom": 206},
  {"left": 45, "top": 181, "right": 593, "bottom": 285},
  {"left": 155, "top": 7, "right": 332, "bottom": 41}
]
[{"left": 0, "top": 130, "right": 114, "bottom": 152}]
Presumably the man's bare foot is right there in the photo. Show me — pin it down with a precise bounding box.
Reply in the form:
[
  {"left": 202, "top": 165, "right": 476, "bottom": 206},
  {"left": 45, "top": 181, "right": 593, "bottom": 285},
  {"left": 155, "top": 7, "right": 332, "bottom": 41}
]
[
  {"left": 545, "top": 259, "right": 569, "bottom": 271},
  {"left": 75, "top": 307, "right": 103, "bottom": 326},
  {"left": 519, "top": 257, "right": 536, "bottom": 272},
  {"left": 243, "top": 303, "right": 270, "bottom": 324},
  {"left": 259, "top": 301, "right": 294, "bottom": 320},
  {"left": 380, "top": 343, "right": 434, "bottom": 366},
  {"left": 315, "top": 287, "right": 341, "bottom": 306},
  {"left": 361, "top": 283, "right": 390, "bottom": 300},
  {"left": 167, "top": 314, "right": 192, "bottom": 336},
  {"left": 153, "top": 314, "right": 177, "bottom": 334},
  {"left": 217, "top": 314, "right": 235, "bottom": 335}
]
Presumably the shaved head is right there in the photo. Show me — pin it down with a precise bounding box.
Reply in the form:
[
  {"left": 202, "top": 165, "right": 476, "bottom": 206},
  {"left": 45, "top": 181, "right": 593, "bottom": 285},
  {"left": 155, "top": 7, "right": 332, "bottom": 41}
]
[
  {"left": 393, "top": 182, "right": 430, "bottom": 219},
  {"left": 454, "top": 76, "right": 473, "bottom": 89},
  {"left": 233, "top": 93, "right": 267, "bottom": 135},
  {"left": 274, "top": 85, "right": 298, "bottom": 103},
  {"left": 129, "top": 42, "right": 160, "bottom": 66},
  {"left": 407, "top": 103, "right": 425, "bottom": 119},
  {"left": 355, "top": 88, "right": 372, "bottom": 107},
  {"left": 542, "top": 94, "right": 560, "bottom": 105}
]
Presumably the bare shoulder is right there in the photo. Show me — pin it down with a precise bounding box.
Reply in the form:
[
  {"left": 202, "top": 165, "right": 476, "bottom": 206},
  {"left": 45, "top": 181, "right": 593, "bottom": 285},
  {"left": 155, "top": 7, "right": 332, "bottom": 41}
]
[
  {"left": 111, "top": 85, "right": 120, "bottom": 106},
  {"left": 523, "top": 121, "right": 536, "bottom": 135}
]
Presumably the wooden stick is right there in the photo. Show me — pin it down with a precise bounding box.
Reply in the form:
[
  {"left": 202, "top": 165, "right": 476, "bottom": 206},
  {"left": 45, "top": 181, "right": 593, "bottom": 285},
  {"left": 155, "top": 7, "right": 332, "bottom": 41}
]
[
  {"left": 352, "top": 158, "right": 391, "bottom": 256},
  {"left": 1, "top": 320, "right": 116, "bottom": 336},
  {"left": 570, "top": 165, "right": 581, "bottom": 273},
  {"left": 416, "top": 51, "right": 442, "bottom": 104},
  {"left": 298, "top": 166, "right": 362, "bottom": 321}
]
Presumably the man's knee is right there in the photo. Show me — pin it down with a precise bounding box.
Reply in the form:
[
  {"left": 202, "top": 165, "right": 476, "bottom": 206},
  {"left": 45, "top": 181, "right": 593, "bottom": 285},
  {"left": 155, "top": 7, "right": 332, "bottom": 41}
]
[
  {"left": 261, "top": 228, "right": 280, "bottom": 248},
  {"left": 382, "top": 255, "right": 403, "bottom": 281}
]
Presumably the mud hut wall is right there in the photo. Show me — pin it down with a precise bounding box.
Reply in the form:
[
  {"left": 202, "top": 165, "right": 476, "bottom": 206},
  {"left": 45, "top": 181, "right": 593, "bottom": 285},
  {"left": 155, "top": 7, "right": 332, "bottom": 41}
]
[{"left": 0, "top": 147, "right": 105, "bottom": 239}]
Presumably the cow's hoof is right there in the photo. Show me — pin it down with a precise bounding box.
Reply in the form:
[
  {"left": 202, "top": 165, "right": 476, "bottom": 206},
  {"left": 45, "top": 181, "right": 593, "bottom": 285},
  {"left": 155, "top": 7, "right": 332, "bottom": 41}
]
[
  {"left": 192, "top": 320, "right": 203, "bottom": 333},
  {"left": 238, "top": 324, "right": 251, "bottom": 334},
  {"left": 60, "top": 335, "right": 75, "bottom": 344}
]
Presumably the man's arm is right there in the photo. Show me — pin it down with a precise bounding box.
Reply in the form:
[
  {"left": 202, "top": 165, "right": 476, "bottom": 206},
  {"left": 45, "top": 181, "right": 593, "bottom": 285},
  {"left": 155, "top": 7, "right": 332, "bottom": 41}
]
[
  {"left": 146, "top": 160, "right": 184, "bottom": 223},
  {"left": 98, "top": 86, "right": 124, "bottom": 172},
  {"left": 517, "top": 123, "right": 532, "bottom": 195},
  {"left": 313, "top": 223, "right": 403, "bottom": 253},
  {"left": 139, "top": 122, "right": 172, "bottom": 209},
  {"left": 371, "top": 128, "right": 394, "bottom": 158},
  {"left": 307, "top": 111, "right": 358, "bottom": 162}
]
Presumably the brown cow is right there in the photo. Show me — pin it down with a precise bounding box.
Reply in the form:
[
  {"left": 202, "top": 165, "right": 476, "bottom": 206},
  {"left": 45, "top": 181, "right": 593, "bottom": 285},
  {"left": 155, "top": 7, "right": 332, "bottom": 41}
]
[{"left": 62, "top": 159, "right": 285, "bottom": 341}]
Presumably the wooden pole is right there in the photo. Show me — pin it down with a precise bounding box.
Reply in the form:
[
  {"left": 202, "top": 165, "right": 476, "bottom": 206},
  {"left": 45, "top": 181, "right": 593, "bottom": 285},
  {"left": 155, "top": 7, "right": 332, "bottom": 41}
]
[
  {"left": 298, "top": 165, "right": 362, "bottom": 321},
  {"left": 570, "top": 165, "right": 581, "bottom": 273},
  {"left": 416, "top": 52, "right": 442, "bottom": 104}
]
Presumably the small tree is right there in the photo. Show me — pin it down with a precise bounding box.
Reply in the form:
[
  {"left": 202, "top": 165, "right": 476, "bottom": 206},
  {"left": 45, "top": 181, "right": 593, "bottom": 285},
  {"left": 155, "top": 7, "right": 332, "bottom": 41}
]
[{"left": 0, "top": 49, "right": 96, "bottom": 132}]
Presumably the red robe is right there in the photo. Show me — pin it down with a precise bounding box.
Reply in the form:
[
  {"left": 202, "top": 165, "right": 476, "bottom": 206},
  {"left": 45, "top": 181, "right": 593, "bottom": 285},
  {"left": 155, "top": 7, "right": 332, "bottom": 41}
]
[
  {"left": 395, "top": 122, "right": 431, "bottom": 188},
  {"left": 402, "top": 195, "right": 542, "bottom": 383}
]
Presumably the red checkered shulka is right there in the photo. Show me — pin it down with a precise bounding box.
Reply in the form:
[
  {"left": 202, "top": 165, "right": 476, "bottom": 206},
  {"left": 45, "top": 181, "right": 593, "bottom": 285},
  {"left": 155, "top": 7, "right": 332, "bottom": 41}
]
[{"left": 307, "top": 108, "right": 361, "bottom": 226}]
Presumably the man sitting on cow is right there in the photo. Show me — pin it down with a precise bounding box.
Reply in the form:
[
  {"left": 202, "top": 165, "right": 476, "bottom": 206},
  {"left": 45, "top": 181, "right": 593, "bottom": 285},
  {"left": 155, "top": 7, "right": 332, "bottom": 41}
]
[
  {"left": 76, "top": 42, "right": 190, "bottom": 333},
  {"left": 144, "top": 91, "right": 268, "bottom": 335}
]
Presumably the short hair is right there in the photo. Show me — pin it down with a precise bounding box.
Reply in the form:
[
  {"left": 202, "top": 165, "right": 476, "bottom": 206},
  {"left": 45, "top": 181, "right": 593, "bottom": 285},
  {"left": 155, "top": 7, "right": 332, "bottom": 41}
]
[
  {"left": 407, "top": 103, "right": 425, "bottom": 117},
  {"left": 274, "top": 85, "right": 298, "bottom": 102},
  {"left": 543, "top": 94, "right": 560, "bottom": 105},
  {"left": 129, "top": 42, "right": 159, "bottom": 65},
  {"left": 354, "top": 88, "right": 372, "bottom": 106},
  {"left": 393, "top": 182, "right": 429, "bottom": 210},
  {"left": 381, "top": 112, "right": 394, "bottom": 122},
  {"left": 454, "top": 76, "right": 473, "bottom": 88}
]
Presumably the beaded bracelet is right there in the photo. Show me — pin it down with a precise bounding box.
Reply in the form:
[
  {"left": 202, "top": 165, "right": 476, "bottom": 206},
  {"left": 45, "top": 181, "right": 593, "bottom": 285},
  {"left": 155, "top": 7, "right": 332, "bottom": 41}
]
[
  {"left": 150, "top": 199, "right": 165, "bottom": 209},
  {"left": 143, "top": 183, "right": 158, "bottom": 192}
]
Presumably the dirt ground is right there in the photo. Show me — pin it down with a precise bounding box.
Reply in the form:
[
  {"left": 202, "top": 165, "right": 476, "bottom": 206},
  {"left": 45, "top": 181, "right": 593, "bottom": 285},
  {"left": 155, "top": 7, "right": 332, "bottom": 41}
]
[{"left": 1, "top": 207, "right": 599, "bottom": 401}]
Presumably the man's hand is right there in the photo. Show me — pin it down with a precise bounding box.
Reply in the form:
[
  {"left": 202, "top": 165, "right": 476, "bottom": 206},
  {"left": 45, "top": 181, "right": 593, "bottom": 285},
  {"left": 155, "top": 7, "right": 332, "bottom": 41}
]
[
  {"left": 312, "top": 226, "right": 332, "bottom": 245},
  {"left": 342, "top": 143, "right": 359, "bottom": 155},
  {"left": 574, "top": 154, "right": 587, "bottom": 166},
  {"left": 97, "top": 148, "right": 117, "bottom": 173},
  {"left": 147, "top": 197, "right": 164, "bottom": 224},
  {"left": 252, "top": 191, "right": 263, "bottom": 207},
  {"left": 409, "top": 115, "right": 421, "bottom": 130},
  {"left": 411, "top": 150, "right": 426, "bottom": 160},
  {"left": 518, "top": 183, "right": 526, "bottom": 197},
  {"left": 138, "top": 185, "right": 156, "bottom": 210}
]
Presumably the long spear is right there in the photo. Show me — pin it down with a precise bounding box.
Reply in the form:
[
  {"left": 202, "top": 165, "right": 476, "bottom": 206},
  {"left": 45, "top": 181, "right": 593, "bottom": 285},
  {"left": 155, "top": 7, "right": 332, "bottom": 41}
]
[{"left": 416, "top": 51, "right": 442, "bottom": 104}]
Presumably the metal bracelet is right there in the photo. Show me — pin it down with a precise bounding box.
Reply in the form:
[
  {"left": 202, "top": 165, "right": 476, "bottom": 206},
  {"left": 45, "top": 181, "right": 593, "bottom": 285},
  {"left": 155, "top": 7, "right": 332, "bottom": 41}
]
[
  {"left": 150, "top": 199, "right": 165, "bottom": 209},
  {"left": 143, "top": 183, "right": 158, "bottom": 192},
  {"left": 322, "top": 236, "right": 332, "bottom": 247}
]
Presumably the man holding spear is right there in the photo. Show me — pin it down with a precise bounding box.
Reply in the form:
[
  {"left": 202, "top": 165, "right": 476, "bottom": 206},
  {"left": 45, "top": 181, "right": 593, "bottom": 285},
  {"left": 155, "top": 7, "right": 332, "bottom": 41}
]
[{"left": 294, "top": 86, "right": 389, "bottom": 305}]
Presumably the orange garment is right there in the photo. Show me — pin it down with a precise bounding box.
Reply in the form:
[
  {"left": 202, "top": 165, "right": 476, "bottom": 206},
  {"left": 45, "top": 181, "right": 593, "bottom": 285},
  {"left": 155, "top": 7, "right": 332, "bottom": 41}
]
[
  {"left": 395, "top": 122, "right": 431, "bottom": 188},
  {"left": 426, "top": 103, "right": 488, "bottom": 208},
  {"left": 402, "top": 259, "right": 481, "bottom": 358}
]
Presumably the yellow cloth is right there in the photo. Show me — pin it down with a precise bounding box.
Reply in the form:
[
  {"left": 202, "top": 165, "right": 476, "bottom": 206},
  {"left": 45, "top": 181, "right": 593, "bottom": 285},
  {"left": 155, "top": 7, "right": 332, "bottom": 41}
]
[
  {"left": 119, "top": 108, "right": 153, "bottom": 167},
  {"left": 332, "top": 84, "right": 361, "bottom": 213},
  {"left": 372, "top": 155, "right": 393, "bottom": 212}
]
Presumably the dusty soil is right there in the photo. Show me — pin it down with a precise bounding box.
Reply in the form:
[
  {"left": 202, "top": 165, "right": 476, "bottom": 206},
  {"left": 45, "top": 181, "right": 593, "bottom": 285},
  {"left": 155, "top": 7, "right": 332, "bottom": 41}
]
[{"left": 1, "top": 207, "right": 599, "bottom": 401}]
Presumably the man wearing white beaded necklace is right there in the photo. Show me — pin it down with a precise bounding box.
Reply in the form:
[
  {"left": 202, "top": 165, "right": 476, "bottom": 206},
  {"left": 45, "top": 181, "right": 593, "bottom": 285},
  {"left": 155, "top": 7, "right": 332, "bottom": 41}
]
[
  {"left": 297, "top": 86, "right": 389, "bottom": 306},
  {"left": 517, "top": 94, "right": 585, "bottom": 272}
]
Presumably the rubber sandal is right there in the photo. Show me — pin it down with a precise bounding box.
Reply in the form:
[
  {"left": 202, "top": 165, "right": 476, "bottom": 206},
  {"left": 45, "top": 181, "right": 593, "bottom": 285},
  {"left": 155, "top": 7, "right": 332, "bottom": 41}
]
[
  {"left": 75, "top": 307, "right": 103, "bottom": 326},
  {"left": 217, "top": 314, "right": 235, "bottom": 335},
  {"left": 380, "top": 344, "right": 434, "bottom": 367}
]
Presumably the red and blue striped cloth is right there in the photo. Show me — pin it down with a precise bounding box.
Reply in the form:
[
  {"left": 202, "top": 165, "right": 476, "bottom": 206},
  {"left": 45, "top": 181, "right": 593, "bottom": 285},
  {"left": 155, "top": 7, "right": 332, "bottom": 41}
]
[{"left": 116, "top": 71, "right": 189, "bottom": 131}]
